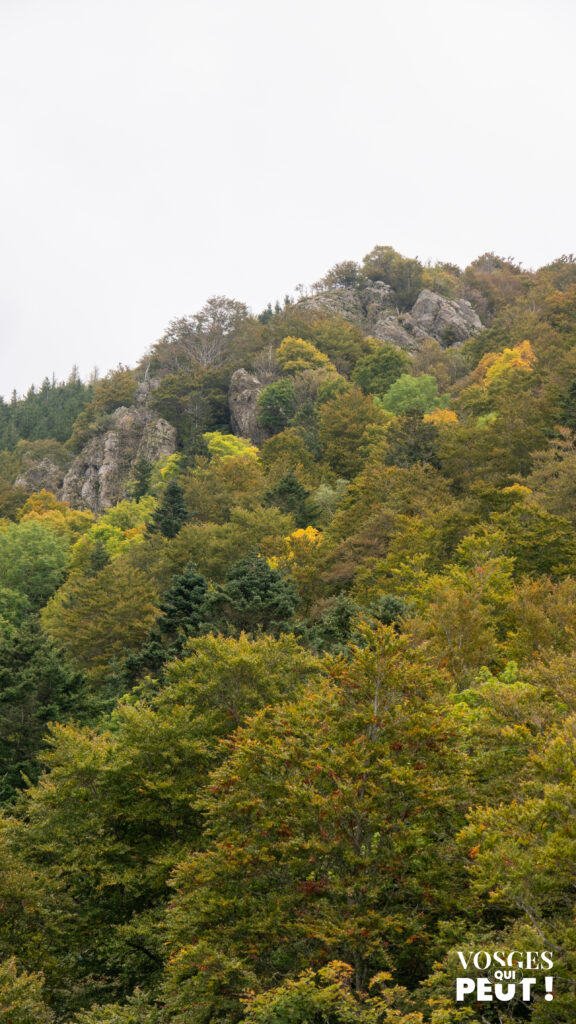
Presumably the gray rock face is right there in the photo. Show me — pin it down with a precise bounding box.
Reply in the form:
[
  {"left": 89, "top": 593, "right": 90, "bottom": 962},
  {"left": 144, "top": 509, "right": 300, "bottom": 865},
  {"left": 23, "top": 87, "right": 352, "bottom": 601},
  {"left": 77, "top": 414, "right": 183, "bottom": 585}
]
[
  {"left": 369, "top": 313, "right": 418, "bottom": 351},
  {"left": 15, "top": 457, "right": 69, "bottom": 495},
  {"left": 295, "top": 283, "right": 482, "bottom": 351},
  {"left": 296, "top": 288, "right": 366, "bottom": 327},
  {"left": 228, "top": 369, "right": 268, "bottom": 445},
  {"left": 410, "top": 289, "right": 482, "bottom": 345},
  {"left": 60, "top": 406, "right": 176, "bottom": 512}
]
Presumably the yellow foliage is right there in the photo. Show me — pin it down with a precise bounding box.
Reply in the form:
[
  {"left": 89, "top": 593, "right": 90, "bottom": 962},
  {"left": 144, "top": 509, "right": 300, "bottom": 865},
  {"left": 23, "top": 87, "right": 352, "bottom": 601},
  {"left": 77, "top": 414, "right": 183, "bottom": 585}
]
[
  {"left": 268, "top": 527, "right": 325, "bottom": 611},
  {"left": 276, "top": 337, "right": 335, "bottom": 375},
  {"left": 479, "top": 340, "right": 537, "bottom": 386},
  {"left": 18, "top": 490, "right": 94, "bottom": 539},
  {"left": 423, "top": 408, "right": 458, "bottom": 425}
]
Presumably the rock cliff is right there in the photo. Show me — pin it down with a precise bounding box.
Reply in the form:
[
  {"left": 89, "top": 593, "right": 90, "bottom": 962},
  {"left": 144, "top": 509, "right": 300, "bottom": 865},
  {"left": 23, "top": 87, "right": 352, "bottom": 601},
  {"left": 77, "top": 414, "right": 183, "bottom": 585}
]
[
  {"left": 228, "top": 369, "right": 268, "bottom": 445},
  {"left": 60, "top": 404, "right": 176, "bottom": 512},
  {"left": 297, "top": 283, "right": 482, "bottom": 351},
  {"left": 15, "top": 382, "right": 177, "bottom": 512}
]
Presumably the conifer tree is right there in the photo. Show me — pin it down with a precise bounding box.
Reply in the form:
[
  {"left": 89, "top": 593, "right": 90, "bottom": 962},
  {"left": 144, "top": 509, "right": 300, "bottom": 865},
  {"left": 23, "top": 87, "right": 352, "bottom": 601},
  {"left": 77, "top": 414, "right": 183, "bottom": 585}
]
[{"left": 148, "top": 479, "right": 188, "bottom": 538}]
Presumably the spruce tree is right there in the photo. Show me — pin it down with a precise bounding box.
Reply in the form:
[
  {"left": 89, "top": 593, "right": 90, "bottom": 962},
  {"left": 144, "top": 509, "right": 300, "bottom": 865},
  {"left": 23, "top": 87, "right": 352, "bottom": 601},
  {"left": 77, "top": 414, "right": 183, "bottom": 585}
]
[{"left": 148, "top": 479, "right": 188, "bottom": 538}]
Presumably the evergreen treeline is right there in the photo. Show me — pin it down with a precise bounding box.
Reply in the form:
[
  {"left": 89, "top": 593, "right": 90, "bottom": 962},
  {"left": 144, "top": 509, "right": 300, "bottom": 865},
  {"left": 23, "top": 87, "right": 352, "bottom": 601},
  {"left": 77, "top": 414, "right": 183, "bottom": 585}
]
[
  {"left": 0, "top": 371, "right": 92, "bottom": 449},
  {"left": 0, "top": 247, "right": 576, "bottom": 1021}
]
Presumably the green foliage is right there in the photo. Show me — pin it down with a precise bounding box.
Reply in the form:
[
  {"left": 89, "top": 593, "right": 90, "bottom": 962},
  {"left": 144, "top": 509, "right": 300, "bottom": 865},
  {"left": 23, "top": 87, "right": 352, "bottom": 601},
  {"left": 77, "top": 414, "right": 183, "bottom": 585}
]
[
  {"left": 72, "top": 990, "right": 161, "bottom": 1023},
  {"left": 314, "top": 259, "right": 360, "bottom": 289},
  {"left": 352, "top": 344, "right": 411, "bottom": 396},
  {"left": 148, "top": 480, "right": 188, "bottom": 538},
  {"left": 148, "top": 370, "right": 228, "bottom": 453},
  {"left": 378, "top": 374, "right": 443, "bottom": 415},
  {"left": 383, "top": 411, "right": 439, "bottom": 467},
  {"left": 0, "top": 635, "right": 323, "bottom": 1015},
  {"left": 0, "top": 370, "right": 91, "bottom": 450},
  {"left": 319, "top": 387, "right": 384, "bottom": 477},
  {"left": 171, "top": 505, "right": 295, "bottom": 581},
  {"left": 0, "top": 610, "right": 86, "bottom": 801},
  {"left": 264, "top": 471, "right": 311, "bottom": 527},
  {"left": 257, "top": 378, "right": 297, "bottom": 432},
  {"left": 163, "top": 628, "right": 465, "bottom": 1022},
  {"left": 69, "top": 369, "right": 137, "bottom": 450},
  {"left": 361, "top": 246, "right": 424, "bottom": 310},
  {"left": 208, "top": 555, "right": 298, "bottom": 635},
  {"left": 0, "top": 519, "right": 70, "bottom": 607},
  {"left": 260, "top": 428, "right": 317, "bottom": 487},
  {"left": 299, "top": 318, "right": 372, "bottom": 374},
  {"left": 130, "top": 458, "right": 153, "bottom": 499},
  {"left": 243, "top": 962, "right": 423, "bottom": 1024},
  {"left": 0, "top": 958, "right": 54, "bottom": 1023},
  {"left": 156, "top": 563, "right": 209, "bottom": 640},
  {"left": 183, "top": 454, "right": 266, "bottom": 524},
  {"left": 5, "top": 245, "right": 576, "bottom": 1022},
  {"left": 495, "top": 501, "right": 576, "bottom": 578},
  {"left": 42, "top": 559, "right": 159, "bottom": 682}
]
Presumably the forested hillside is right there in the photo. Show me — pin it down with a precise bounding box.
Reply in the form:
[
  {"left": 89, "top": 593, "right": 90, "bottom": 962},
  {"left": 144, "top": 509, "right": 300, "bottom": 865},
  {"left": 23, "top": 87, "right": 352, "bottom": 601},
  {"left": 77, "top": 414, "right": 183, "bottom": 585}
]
[{"left": 1, "top": 245, "right": 576, "bottom": 1022}]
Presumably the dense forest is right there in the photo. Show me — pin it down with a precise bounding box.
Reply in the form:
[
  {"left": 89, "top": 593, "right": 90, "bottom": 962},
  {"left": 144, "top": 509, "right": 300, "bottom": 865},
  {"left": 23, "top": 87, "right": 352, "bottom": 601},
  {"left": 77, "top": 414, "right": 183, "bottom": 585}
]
[{"left": 1, "top": 245, "right": 576, "bottom": 1022}]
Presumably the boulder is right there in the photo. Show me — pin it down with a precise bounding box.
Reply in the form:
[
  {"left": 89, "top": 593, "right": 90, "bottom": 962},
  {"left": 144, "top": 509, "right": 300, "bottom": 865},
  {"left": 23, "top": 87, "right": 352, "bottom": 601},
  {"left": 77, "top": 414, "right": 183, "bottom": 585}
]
[
  {"left": 228, "top": 369, "right": 268, "bottom": 445},
  {"left": 410, "top": 289, "right": 483, "bottom": 345}
]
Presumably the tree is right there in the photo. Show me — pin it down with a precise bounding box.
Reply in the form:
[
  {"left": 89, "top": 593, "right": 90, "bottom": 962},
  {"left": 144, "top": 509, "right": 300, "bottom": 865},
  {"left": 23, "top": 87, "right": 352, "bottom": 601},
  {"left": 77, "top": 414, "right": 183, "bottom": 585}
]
[
  {"left": 183, "top": 453, "right": 265, "bottom": 524},
  {"left": 318, "top": 388, "right": 384, "bottom": 477},
  {"left": 171, "top": 506, "right": 295, "bottom": 582},
  {"left": 130, "top": 459, "right": 153, "bottom": 499},
  {"left": 0, "top": 519, "right": 70, "bottom": 608},
  {"left": 495, "top": 501, "right": 576, "bottom": 578},
  {"left": 264, "top": 471, "right": 311, "bottom": 527},
  {"left": 0, "top": 609, "right": 86, "bottom": 802},
  {"left": 460, "top": 718, "right": 576, "bottom": 1022},
  {"left": 156, "top": 564, "right": 209, "bottom": 641},
  {"left": 361, "top": 246, "right": 424, "bottom": 310},
  {"left": 163, "top": 629, "right": 467, "bottom": 1023},
  {"left": 69, "top": 369, "right": 137, "bottom": 450},
  {"left": 378, "top": 375, "right": 443, "bottom": 415},
  {"left": 203, "top": 431, "right": 259, "bottom": 460},
  {"left": 276, "top": 337, "right": 335, "bottom": 375},
  {"left": 209, "top": 555, "right": 297, "bottom": 635},
  {"left": 383, "top": 411, "right": 439, "bottom": 468},
  {"left": 259, "top": 428, "right": 317, "bottom": 487},
  {"left": 314, "top": 259, "right": 360, "bottom": 289},
  {"left": 0, "top": 635, "right": 324, "bottom": 1016},
  {"left": 524, "top": 427, "right": 576, "bottom": 524},
  {"left": 156, "top": 296, "right": 249, "bottom": 369},
  {"left": 148, "top": 480, "right": 188, "bottom": 539},
  {"left": 351, "top": 344, "right": 411, "bottom": 397},
  {"left": 242, "top": 961, "right": 425, "bottom": 1024},
  {"left": 42, "top": 560, "right": 159, "bottom": 683},
  {"left": 257, "top": 379, "right": 297, "bottom": 432},
  {"left": 0, "top": 959, "right": 54, "bottom": 1024}
]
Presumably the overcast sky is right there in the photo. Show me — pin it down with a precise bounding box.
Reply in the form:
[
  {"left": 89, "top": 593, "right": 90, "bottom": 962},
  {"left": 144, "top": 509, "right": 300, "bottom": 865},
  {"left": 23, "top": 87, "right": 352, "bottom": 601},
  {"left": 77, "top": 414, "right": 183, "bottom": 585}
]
[{"left": 1, "top": 0, "right": 575, "bottom": 396}]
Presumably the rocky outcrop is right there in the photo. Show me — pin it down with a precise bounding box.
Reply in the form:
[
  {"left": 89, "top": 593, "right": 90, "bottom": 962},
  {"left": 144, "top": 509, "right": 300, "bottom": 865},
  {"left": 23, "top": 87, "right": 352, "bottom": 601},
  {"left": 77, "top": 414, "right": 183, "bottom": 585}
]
[
  {"left": 228, "top": 369, "right": 268, "bottom": 445},
  {"left": 295, "top": 282, "right": 482, "bottom": 351},
  {"left": 60, "top": 405, "right": 176, "bottom": 512},
  {"left": 15, "top": 457, "right": 70, "bottom": 495},
  {"left": 410, "top": 289, "right": 482, "bottom": 345},
  {"left": 296, "top": 288, "right": 366, "bottom": 327}
]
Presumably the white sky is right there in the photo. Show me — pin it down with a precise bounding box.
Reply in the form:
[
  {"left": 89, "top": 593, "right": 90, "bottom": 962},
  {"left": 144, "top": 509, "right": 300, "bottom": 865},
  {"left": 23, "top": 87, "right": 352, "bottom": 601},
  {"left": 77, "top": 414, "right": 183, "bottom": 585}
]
[{"left": 1, "top": 0, "right": 575, "bottom": 396}]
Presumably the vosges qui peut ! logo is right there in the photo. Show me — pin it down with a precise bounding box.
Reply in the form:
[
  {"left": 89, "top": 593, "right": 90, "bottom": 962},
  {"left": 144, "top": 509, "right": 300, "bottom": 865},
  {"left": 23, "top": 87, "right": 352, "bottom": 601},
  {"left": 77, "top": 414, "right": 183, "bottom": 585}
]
[{"left": 456, "top": 950, "right": 554, "bottom": 1003}]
